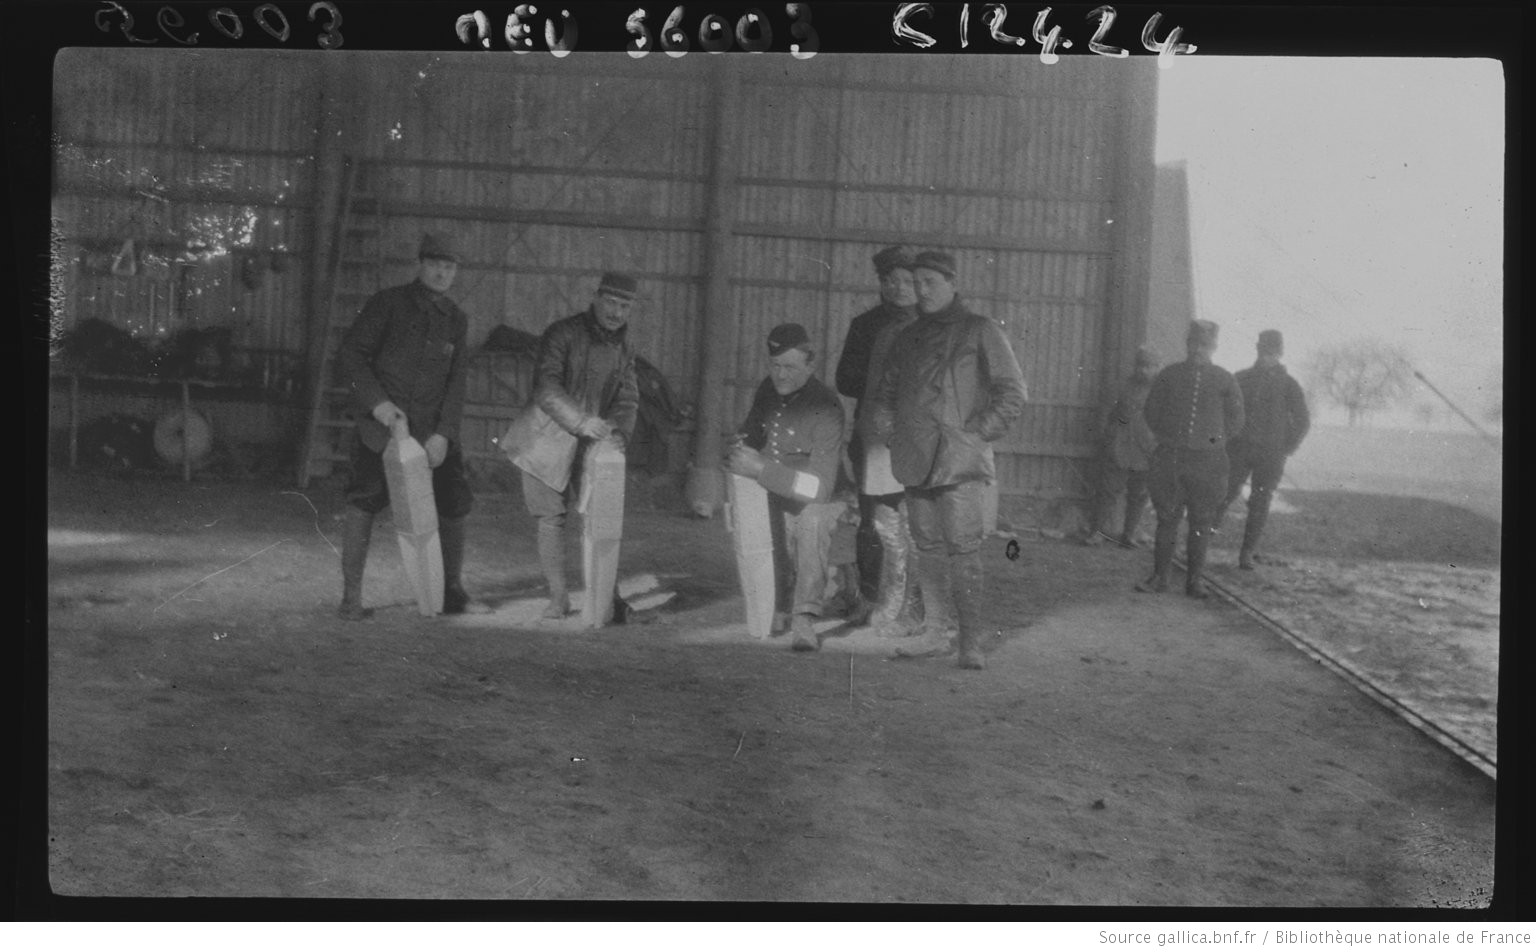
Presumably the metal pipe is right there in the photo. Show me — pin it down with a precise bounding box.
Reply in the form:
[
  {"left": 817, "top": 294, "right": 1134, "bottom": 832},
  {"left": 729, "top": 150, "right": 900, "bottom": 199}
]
[{"left": 1411, "top": 369, "right": 1500, "bottom": 450}]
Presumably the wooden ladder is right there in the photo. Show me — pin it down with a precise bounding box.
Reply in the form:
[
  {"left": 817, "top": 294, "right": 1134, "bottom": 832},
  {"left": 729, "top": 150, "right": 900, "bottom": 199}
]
[{"left": 296, "top": 156, "right": 386, "bottom": 487}]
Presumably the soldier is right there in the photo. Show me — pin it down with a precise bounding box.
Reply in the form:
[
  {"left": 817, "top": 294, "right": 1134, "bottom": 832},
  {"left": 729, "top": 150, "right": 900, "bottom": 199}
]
[
  {"left": 516, "top": 273, "right": 641, "bottom": 621},
  {"left": 335, "top": 232, "right": 490, "bottom": 619},
  {"left": 1219, "top": 329, "right": 1310, "bottom": 569},
  {"left": 1081, "top": 345, "right": 1159, "bottom": 549},
  {"left": 834, "top": 245, "right": 919, "bottom": 624},
  {"left": 871, "top": 250, "right": 1028, "bottom": 670},
  {"left": 1138, "top": 320, "right": 1245, "bottom": 599},
  {"left": 725, "top": 323, "right": 847, "bottom": 653}
]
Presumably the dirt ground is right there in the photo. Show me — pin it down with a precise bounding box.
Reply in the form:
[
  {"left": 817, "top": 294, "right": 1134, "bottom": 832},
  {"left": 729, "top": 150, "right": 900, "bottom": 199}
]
[{"left": 40, "top": 466, "right": 1499, "bottom": 907}]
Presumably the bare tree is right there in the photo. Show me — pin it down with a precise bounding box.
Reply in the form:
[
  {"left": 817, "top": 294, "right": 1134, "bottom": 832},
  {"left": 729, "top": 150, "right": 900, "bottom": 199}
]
[{"left": 1303, "top": 338, "right": 1415, "bottom": 426}]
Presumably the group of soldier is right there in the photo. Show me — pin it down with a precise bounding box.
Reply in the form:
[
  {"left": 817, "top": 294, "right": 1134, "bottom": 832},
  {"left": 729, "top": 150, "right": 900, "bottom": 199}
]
[
  {"left": 1082, "top": 321, "right": 1311, "bottom": 598},
  {"left": 334, "top": 232, "right": 1306, "bottom": 671}
]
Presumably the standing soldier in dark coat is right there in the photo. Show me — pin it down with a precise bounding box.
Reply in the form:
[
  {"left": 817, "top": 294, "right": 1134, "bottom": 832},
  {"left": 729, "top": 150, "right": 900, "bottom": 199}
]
[
  {"left": 871, "top": 250, "right": 1028, "bottom": 670},
  {"left": 1219, "top": 329, "right": 1310, "bottom": 569},
  {"left": 835, "top": 245, "right": 920, "bottom": 628},
  {"left": 1138, "top": 320, "right": 1245, "bottom": 599},
  {"left": 335, "top": 232, "right": 490, "bottom": 619},
  {"left": 1081, "top": 344, "right": 1160, "bottom": 548},
  {"left": 727, "top": 323, "right": 847, "bottom": 653},
  {"left": 520, "top": 273, "right": 641, "bottom": 621}
]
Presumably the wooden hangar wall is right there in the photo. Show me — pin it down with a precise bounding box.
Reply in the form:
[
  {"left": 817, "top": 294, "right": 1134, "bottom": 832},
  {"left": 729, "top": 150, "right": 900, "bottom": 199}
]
[{"left": 49, "top": 49, "right": 1157, "bottom": 501}]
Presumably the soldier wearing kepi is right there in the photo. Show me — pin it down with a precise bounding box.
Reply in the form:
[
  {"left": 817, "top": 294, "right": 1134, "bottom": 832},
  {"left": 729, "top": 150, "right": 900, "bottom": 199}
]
[
  {"left": 834, "top": 245, "right": 918, "bottom": 623},
  {"left": 335, "top": 231, "right": 490, "bottom": 619},
  {"left": 871, "top": 250, "right": 1027, "bottom": 670},
  {"left": 726, "top": 323, "right": 847, "bottom": 653},
  {"left": 1219, "top": 329, "right": 1310, "bottom": 570},
  {"left": 520, "top": 272, "right": 641, "bottom": 621},
  {"left": 1081, "top": 344, "right": 1160, "bottom": 548},
  {"left": 1138, "top": 320, "right": 1245, "bottom": 599}
]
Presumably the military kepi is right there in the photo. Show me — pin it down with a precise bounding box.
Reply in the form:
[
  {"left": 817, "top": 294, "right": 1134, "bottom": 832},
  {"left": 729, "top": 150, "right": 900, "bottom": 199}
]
[
  {"left": 1258, "top": 329, "right": 1284, "bottom": 354},
  {"left": 872, "top": 245, "right": 915, "bottom": 275},
  {"left": 418, "top": 231, "right": 459, "bottom": 262},
  {"left": 767, "top": 322, "right": 812, "bottom": 356},
  {"left": 1187, "top": 319, "right": 1219, "bottom": 347},
  {"left": 912, "top": 249, "right": 958, "bottom": 279},
  {"left": 597, "top": 272, "right": 640, "bottom": 301}
]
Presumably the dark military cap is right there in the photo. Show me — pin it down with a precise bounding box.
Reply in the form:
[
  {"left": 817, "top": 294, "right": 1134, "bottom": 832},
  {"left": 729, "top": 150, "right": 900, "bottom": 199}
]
[
  {"left": 1258, "top": 329, "right": 1284, "bottom": 355},
  {"left": 912, "top": 249, "right": 958, "bottom": 280},
  {"left": 767, "top": 322, "right": 812, "bottom": 357},
  {"left": 597, "top": 272, "right": 640, "bottom": 301},
  {"left": 418, "top": 231, "right": 459, "bottom": 262},
  {"left": 1187, "top": 320, "right": 1220, "bottom": 348},
  {"left": 872, "top": 245, "right": 916, "bottom": 276}
]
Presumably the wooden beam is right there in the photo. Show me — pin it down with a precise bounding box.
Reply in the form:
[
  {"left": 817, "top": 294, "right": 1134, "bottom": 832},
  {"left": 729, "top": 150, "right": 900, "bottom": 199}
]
[
  {"left": 684, "top": 59, "right": 740, "bottom": 518},
  {"left": 330, "top": 197, "right": 1113, "bottom": 256},
  {"left": 1101, "top": 59, "right": 1160, "bottom": 401}
]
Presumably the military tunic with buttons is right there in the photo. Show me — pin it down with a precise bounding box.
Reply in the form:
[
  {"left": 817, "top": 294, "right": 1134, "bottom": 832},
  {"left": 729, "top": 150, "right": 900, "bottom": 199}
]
[
  {"left": 1143, "top": 358, "right": 1245, "bottom": 534},
  {"left": 337, "top": 278, "right": 474, "bottom": 517},
  {"left": 737, "top": 374, "right": 846, "bottom": 617}
]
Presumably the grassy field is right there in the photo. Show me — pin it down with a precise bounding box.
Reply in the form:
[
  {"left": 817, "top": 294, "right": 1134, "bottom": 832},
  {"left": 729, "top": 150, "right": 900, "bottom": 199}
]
[{"left": 1284, "top": 424, "right": 1502, "bottom": 523}]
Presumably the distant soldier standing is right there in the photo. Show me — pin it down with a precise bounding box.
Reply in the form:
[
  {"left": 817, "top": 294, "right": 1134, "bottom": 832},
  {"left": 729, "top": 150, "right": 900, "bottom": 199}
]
[
  {"left": 726, "top": 323, "right": 847, "bottom": 653},
  {"left": 871, "top": 250, "right": 1027, "bottom": 670},
  {"left": 1219, "top": 329, "right": 1310, "bottom": 569},
  {"left": 834, "top": 245, "right": 920, "bottom": 628},
  {"left": 335, "top": 232, "right": 490, "bottom": 619},
  {"left": 1081, "top": 344, "right": 1160, "bottom": 549},
  {"left": 1138, "top": 320, "right": 1245, "bottom": 599}
]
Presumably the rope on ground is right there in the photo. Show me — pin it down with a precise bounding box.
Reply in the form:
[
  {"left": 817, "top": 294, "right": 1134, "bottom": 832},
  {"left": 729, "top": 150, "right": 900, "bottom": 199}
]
[{"left": 150, "top": 538, "right": 293, "bottom": 617}]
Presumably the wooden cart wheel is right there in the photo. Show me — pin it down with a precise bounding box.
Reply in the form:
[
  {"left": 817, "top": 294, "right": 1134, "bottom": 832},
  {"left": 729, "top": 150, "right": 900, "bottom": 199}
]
[{"left": 153, "top": 407, "right": 213, "bottom": 467}]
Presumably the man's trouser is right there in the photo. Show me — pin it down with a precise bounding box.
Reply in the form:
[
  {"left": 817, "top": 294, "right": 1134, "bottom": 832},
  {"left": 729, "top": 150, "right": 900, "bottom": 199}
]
[
  {"left": 1221, "top": 440, "right": 1287, "bottom": 556},
  {"left": 1147, "top": 446, "right": 1228, "bottom": 590},
  {"left": 768, "top": 495, "right": 837, "bottom": 617},
  {"left": 341, "top": 442, "right": 475, "bottom": 608},
  {"left": 905, "top": 479, "right": 987, "bottom": 656},
  {"left": 1087, "top": 452, "right": 1151, "bottom": 541},
  {"left": 521, "top": 451, "right": 591, "bottom": 608}
]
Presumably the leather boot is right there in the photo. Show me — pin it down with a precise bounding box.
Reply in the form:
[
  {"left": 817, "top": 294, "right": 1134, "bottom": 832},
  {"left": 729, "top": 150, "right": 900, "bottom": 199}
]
[
  {"left": 868, "top": 502, "right": 911, "bottom": 629},
  {"left": 894, "top": 551, "right": 957, "bottom": 658},
  {"left": 1119, "top": 490, "right": 1149, "bottom": 549},
  {"left": 337, "top": 507, "right": 375, "bottom": 620},
  {"left": 953, "top": 551, "right": 986, "bottom": 670},
  {"left": 1238, "top": 505, "right": 1267, "bottom": 570},
  {"left": 1185, "top": 526, "right": 1212, "bottom": 599},
  {"left": 1081, "top": 487, "right": 1112, "bottom": 545},
  {"left": 790, "top": 613, "right": 819, "bottom": 652},
  {"left": 536, "top": 518, "right": 569, "bottom": 619},
  {"left": 440, "top": 517, "right": 490, "bottom": 614},
  {"left": 1135, "top": 517, "right": 1175, "bottom": 593},
  {"left": 855, "top": 495, "right": 884, "bottom": 605}
]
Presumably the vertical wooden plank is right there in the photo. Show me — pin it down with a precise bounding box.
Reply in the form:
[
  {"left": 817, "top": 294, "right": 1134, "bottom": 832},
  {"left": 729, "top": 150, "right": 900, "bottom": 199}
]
[{"left": 685, "top": 59, "right": 740, "bottom": 517}]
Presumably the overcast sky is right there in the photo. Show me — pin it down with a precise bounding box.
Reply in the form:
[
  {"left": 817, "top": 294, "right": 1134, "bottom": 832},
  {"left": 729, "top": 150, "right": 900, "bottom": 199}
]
[{"left": 1153, "top": 57, "right": 1505, "bottom": 432}]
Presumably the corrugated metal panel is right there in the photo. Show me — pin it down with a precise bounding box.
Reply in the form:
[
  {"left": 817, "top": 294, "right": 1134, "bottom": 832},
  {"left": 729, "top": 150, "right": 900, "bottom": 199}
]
[{"left": 53, "top": 50, "right": 1148, "bottom": 496}]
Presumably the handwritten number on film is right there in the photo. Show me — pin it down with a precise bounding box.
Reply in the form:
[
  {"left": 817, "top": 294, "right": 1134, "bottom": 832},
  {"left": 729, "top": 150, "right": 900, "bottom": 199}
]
[
  {"left": 457, "top": 4, "right": 813, "bottom": 58},
  {"left": 95, "top": 1, "right": 345, "bottom": 48},
  {"left": 894, "top": 3, "right": 1193, "bottom": 65}
]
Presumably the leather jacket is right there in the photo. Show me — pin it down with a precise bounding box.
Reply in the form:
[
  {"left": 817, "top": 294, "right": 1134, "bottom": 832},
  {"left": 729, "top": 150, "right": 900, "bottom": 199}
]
[
  {"left": 871, "top": 297, "right": 1028, "bottom": 489},
  {"left": 533, "top": 309, "right": 639, "bottom": 441}
]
